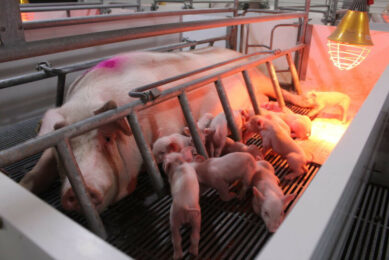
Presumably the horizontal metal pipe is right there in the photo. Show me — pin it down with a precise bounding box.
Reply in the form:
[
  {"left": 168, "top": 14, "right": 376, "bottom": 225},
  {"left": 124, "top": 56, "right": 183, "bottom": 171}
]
[
  {"left": 278, "top": 7, "right": 327, "bottom": 14},
  {"left": 0, "top": 13, "right": 306, "bottom": 63},
  {"left": 56, "top": 139, "right": 107, "bottom": 239},
  {"left": 23, "top": 8, "right": 234, "bottom": 30},
  {"left": 21, "top": 2, "right": 103, "bottom": 7},
  {"left": 0, "top": 44, "right": 304, "bottom": 167},
  {"left": 20, "top": 4, "right": 139, "bottom": 12},
  {"left": 130, "top": 49, "right": 274, "bottom": 94},
  {"left": 283, "top": 4, "right": 329, "bottom": 8},
  {"left": 245, "top": 9, "right": 293, "bottom": 14},
  {"left": 0, "top": 37, "right": 227, "bottom": 89}
]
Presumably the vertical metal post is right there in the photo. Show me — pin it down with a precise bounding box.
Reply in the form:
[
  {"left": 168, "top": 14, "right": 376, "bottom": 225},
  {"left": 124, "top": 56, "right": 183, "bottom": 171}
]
[
  {"left": 127, "top": 112, "right": 164, "bottom": 194},
  {"left": 274, "top": 0, "right": 279, "bottom": 10},
  {"left": 266, "top": 62, "right": 285, "bottom": 109},
  {"left": 178, "top": 92, "right": 208, "bottom": 158},
  {"left": 56, "top": 139, "right": 107, "bottom": 239},
  {"left": 136, "top": 0, "right": 141, "bottom": 11},
  {"left": 244, "top": 25, "right": 250, "bottom": 54},
  {"left": 242, "top": 70, "right": 261, "bottom": 115},
  {"left": 0, "top": 0, "right": 25, "bottom": 46},
  {"left": 56, "top": 74, "right": 66, "bottom": 107},
  {"left": 239, "top": 24, "right": 244, "bottom": 53},
  {"left": 215, "top": 79, "right": 241, "bottom": 141},
  {"left": 296, "top": 0, "right": 311, "bottom": 78},
  {"left": 285, "top": 53, "right": 302, "bottom": 95}
]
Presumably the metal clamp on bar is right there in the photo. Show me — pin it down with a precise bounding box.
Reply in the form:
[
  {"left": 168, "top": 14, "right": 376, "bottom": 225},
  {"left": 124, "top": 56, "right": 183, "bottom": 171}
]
[
  {"left": 129, "top": 88, "right": 162, "bottom": 104},
  {"left": 36, "top": 62, "right": 68, "bottom": 107}
]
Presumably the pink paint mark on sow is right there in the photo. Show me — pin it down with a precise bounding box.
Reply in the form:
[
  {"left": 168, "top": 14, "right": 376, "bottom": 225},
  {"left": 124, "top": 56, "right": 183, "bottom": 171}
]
[{"left": 94, "top": 57, "right": 125, "bottom": 70}]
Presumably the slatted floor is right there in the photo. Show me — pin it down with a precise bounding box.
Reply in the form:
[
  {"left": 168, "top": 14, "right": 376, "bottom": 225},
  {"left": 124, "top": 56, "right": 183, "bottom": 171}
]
[
  {"left": 1, "top": 106, "right": 321, "bottom": 259},
  {"left": 338, "top": 184, "right": 389, "bottom": 260}
]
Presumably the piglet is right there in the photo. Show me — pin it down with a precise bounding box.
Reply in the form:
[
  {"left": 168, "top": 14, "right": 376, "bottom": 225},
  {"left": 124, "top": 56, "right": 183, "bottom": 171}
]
[
  {"left": 251, "top": 160, "right": 295, "bottom": 232},
  {"left": 247, "top": 115, "right": 308, "bottom": 180},
  {"left": 305, "top": 91, "right": 351, "bottom": 123},
  {"left": 191, "top": 152, "right": 258, "bottom": 201},
  {"left": 152, "top": 133, "right": 192, "bottom": 163},
  {"left": 260, "top": 102, "right": 312, "bottom": 139},
  {"left": 205, "top": 110, "right": 245, "bottom": 157},
  {"left": 163, "top": 148, "right": 201, "bottom": 259},
  {"left": 221, "top": 137, "right": 263, "bottom": 161}
]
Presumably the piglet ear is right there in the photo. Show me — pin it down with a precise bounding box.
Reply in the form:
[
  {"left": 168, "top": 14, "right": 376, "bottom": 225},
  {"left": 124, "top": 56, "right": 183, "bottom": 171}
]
[
  {"left": 181, "top": 147, "right": 194, "bottom": 162},
  {"left": 252, "top": 186, "right": 265, "bottom": 201},
  {"left": 54, "top": 120, "right": 68, "bottom": 130},
  {"left": 167, "top": 141, "right": 180, "bottom": 153},
  {"left": 256, "top": 118, "right": 264, "bottom": 129},
  {"left": 94, "top": 100, "right": 132, "bottom": 136},
  {"left": 162, "top": 160, "right": 172, "bottom": 174},
  {"left": 282, "top": 194, "right": 296, "bottom": 209},
  {"left": 194, "top": 154, "right": 206, "bottom": 163},
  {"left": 203, "top": 128, "right": 215, "bottom": 136},
  {"left": 183, "top": 127, "right": 191, "bottom": 136}
]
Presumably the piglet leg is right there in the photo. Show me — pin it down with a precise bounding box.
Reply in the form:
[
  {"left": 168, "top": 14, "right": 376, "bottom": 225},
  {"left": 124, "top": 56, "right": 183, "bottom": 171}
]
[
  {"left": 217, "top": 182, "right": 237, "bottom": 201},
  {"left": 170, "top": 218, "right": 183, "bottom": 259},
  {"left": 189, "top": 210, "right": 201, "bottom": 256}
]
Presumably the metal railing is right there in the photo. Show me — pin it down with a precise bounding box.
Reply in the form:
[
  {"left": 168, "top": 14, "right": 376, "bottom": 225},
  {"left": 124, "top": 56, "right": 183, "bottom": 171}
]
[
  {"left": 0, "top": 0, "right": 311, "bottom": 240},
  {"left": 0, "top": 43, "right": 304, "bottom": 239}
]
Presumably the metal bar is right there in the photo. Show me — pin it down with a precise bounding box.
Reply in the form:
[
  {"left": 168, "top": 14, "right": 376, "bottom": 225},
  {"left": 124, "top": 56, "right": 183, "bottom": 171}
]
[
  {"left": 56, "top": 139, "right": 107, "bottom": 239},
  {"left": 178, "top": 93, "right": 208, "bottom": 158},
  {"left": 215, "top": 79, "right": 240, "bottom": 141},
  {"left": 266, "top": 61, "right": 285, "bottom": 109},
  {"left": 0, "top": 44, "right": 304, "bottom": 167},
  {"left": 20, "top": 4, "right": 139, "bottom": 12},
  {"left": 239, "top": 24, "right": 244, "bottom": 53},
  {"left": 56, "top": 74, "right": 66, "bottom": 107},
  {"left": 245, "top": 9, "right": 293, "bottom": 13},
  {"left": 0, "top": 0, "right": 25, "bottom": 46},
  {"left": 0, "top": 13, "right": 306, "bottom": 62},
  {"left": 130, "top": 49, "right": 274, "bottom": 95},
  {"left": 296, "top": 0, "right": 311, "bottom": 78},
  {"left": 278, "top": 7, "right": 327, "bottom": 14},
  {"left": 242, "top": 70, "right": 260, "bottom": 115},
  {"left": 127, "top": 113, "right": 164, "bottom": 194},
  {"left": 23, "top": 8, "right": 234, "bottom": 30},
  {"left": 298, "top": 23, "right": 312, "bottom": 80},
  {"left": 280, "top": 4, "right": 329, "bottom": 8},
  {"left": 245, "top": 24, "right": 250, "bottom": 54},
  {"left": 21, "top": 2, "right": 104, "bottom": 7},
  {"left": 0, "top": 36, "right": 227, "bottom": 89},
  {"left": 270, "top": 23, "right": 299, "bottom": 49},
  {"left": 286, "top": 52, "right": 302, "bottom": 95}
]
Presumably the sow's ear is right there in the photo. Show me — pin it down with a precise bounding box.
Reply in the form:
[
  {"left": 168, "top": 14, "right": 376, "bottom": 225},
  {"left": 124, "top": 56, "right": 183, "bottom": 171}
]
[{"left": 94, "top": 100, "right": 132, "bottom": 136}]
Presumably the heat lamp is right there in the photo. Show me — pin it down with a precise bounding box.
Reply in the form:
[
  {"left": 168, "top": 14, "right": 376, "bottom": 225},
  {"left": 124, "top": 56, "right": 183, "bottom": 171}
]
[{"left": 327, "top": 0, "right": 374, "bottom": 70}]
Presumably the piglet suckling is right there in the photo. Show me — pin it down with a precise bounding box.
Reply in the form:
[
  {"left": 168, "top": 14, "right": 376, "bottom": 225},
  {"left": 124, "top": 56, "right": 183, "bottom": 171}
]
[
  {"left": 163, "top": 149, "right": 201, "bottom": 259},
  {"left": 191, "top": 152, "right": 258, "bottom": 201},
  {"left": 305, "top": 91, "right": 351, "bottom": 123},
  {"left": 247, "top": 115, "right": 308, "bottom": 180},
  {"left": 251, "top": 160, "right": 295, "bottom": 232},
  {"left": 152, "top": 133, "right": 192, "bottom": 163},
  {"left": 204, "top": 110, "right": 245, "bottom": 157},
  {"left": 221, "top": 137, "right": 263, "bottom": 161}
]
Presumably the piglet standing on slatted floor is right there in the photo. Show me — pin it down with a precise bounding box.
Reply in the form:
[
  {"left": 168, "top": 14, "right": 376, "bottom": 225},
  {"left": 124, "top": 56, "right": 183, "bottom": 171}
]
[
  {"left": 163, "top": 148, "right": 201, "bottom": 260},
  {"left": 251, "top": 160, "right": 296, "bottom": 232},
  {"left": 246, "top": 115, "right": 309, "bottom": 180}
]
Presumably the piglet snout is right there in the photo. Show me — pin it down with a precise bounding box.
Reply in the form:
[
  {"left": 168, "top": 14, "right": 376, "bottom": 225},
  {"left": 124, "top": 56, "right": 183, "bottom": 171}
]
[{"left": 62, "top": 187, "right": 103, "bottom": 211}]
